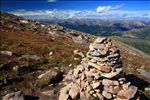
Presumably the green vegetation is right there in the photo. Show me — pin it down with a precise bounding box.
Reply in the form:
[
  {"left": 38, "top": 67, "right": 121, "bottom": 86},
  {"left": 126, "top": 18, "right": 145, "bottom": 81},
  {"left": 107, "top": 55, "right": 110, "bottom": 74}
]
[
  {"left": 125, "top": 28, "right": 150, "bottom": 40},
  {"left": 113, "top": 36, "right": 150, "bottom": 55},
  {"left": 36, "top": 74, "right": 54, "bottom": 88}
]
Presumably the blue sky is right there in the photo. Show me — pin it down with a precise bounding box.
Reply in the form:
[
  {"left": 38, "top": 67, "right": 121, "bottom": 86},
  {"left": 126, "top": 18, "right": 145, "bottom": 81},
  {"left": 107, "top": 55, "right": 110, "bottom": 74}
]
[
  {"left": 1, "top": 0, "right": 150, "bottom": 20},
  {"left": 1, "top": 0, "right": 150, "bottom": 11}
]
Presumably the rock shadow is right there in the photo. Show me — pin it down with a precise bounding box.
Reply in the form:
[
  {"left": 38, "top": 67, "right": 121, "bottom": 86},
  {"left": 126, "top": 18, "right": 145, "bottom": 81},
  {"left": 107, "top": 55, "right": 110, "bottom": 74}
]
[
  {"left": 125, "top": 74, "right": 149, "bottom": 90},
  {"left": 24, "top": 95, "right": 39, "bottom": 100}
]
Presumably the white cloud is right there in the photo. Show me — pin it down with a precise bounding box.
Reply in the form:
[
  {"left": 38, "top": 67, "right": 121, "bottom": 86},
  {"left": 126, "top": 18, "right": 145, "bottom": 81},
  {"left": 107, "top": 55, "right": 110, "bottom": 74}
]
[
  {"left": 47, "top": 0, "right": 57, "bottom": 2},
  {"left": 7, "top": 9, "right": 150, "bottom": 21},
  {"left": 96, "top": 4, "right": 123, "bottom": 13}
]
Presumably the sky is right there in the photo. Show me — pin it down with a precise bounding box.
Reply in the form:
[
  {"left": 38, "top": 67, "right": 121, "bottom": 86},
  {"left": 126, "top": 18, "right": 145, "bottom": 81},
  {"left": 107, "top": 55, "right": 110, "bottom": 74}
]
[{"left": 1, "top": 0, "right": 150, "bottom": 21}]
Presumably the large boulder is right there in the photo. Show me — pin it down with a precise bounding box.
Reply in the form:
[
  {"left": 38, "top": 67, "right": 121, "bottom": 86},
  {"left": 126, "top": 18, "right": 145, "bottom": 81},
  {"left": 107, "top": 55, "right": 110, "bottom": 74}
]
[{"left": 36, "top": 69, "right": 63, "bottom": 88}]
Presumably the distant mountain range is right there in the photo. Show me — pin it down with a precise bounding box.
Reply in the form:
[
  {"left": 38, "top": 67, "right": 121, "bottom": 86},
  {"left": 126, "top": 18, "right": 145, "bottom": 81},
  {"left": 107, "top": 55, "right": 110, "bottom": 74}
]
[
  {"left": 39, "top": 19, "right": 150, "bottom": 54},
  {"left": 39, "top": 19, "right": 150, "bottom": 36}
]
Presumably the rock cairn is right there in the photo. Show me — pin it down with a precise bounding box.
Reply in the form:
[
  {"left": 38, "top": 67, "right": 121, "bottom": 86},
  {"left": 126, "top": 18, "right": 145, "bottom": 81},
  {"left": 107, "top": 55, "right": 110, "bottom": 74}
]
[{"left": 59, "top": 37, "right": 138, "bottom": 100}]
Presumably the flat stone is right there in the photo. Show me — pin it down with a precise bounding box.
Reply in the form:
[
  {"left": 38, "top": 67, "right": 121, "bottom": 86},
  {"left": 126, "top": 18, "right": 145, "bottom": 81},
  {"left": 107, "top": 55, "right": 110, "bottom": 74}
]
[
  {"left": 107, "top": 53, "right": 120, "bottom": 59},
  {"left": 101, "top": 68, "right": 122, "bottom": 78},
  {"left": 117, "top": 85, "right": 137, "bottom": 99},
  {"left": 69, "top": 83, "right": 79, "bottom": 99},
  {"left": 92, "top": 44, "right": 105, "bottom": 50},
  {"left": 94, "top": 37, "right": 107, "bottom": 44},
  {"left": 102, "top": 79, "right": 114, "bottom": 86},
  {"left": 113, "top": 81, "right": 119, "bottom": 86},
  {"left": 102, "top": 91, "right": 112, "bottom": 99},
  {"left": 91, "top": 82, "right": 100, "bottom": 89},
  {"left": 90, "top": 59, "right": 97, "bottom": 63},
  {"left": 88, "top": 50, "right": 101, "bottom": 57}
]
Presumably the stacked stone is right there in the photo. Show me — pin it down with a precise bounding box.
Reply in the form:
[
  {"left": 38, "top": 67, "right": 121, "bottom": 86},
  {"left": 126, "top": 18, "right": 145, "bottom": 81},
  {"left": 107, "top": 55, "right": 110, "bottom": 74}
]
[{"left": 59, "top": 37, "right": 138, "bottom": 100}]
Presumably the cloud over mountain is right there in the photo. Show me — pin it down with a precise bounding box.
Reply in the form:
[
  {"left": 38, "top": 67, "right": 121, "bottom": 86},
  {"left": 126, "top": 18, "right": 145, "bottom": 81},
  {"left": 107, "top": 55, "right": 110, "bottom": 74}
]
[
  {"left": 7, "top": 6, "right": 150, "bottom": 21},
  {"left": 96, "top": 4, "right": 124, "bottom": 13}
]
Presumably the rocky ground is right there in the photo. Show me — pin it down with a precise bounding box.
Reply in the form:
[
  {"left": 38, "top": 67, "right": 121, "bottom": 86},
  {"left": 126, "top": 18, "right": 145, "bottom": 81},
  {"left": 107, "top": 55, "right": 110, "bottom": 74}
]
[
  {"left": 59, "top": 37, "right": 146, "bottom": 100},
  {"left": 0, "top": 12, "right": 150, "bottom": 100}
]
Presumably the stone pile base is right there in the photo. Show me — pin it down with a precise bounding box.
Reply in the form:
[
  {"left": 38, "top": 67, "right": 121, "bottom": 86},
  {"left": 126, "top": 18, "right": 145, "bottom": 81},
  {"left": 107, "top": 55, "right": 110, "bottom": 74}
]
[{"left": 59, "top": 37, "right": 139, "bottom": 100}]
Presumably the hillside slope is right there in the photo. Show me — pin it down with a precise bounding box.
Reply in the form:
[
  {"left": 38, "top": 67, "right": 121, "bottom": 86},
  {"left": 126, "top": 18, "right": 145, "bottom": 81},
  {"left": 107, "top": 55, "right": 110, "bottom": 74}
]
[{"left": 0, "top": 12, "right": 150, "bottom": 99}]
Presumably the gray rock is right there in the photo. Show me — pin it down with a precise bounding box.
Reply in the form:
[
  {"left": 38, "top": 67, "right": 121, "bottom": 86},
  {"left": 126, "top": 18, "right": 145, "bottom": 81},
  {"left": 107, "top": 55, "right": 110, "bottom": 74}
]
[
  {"left": 72, "top": 36, "right": 87, "bottom": 44},
  {"left": 94, "top": 37, "right": 107, "bottom": 44},
  {"left": 1, "top": 51, "right": 13, "bottom": 56},
  {"left": 107, "top": 53, "right": 120, "bottom": 59},
  {"left": 20, "top": 55, "right": 40, "bottom": 61},
  {"left": 92, "top": 44, "right": 105, "bottom": 50},
  {"left": 87, "top": 50, "right": 101, "bottom": 57},
  {"left": 81, "top": 61, "right": 90, "bottom": 69},
  {"left": 3, "top": 91, "right": 24, "bottom": 100},
  {"left": 36, "top": 69, "right": 63, "bottom": 87},
  {"left": 86, "top": 76, "right": 93, "bottom": 82},
  {"left": 136, "top": 68, "right": 150, "bottom": 79},
  {"left": 41, "top": 90, "right": 54, "bottom": 96}
]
